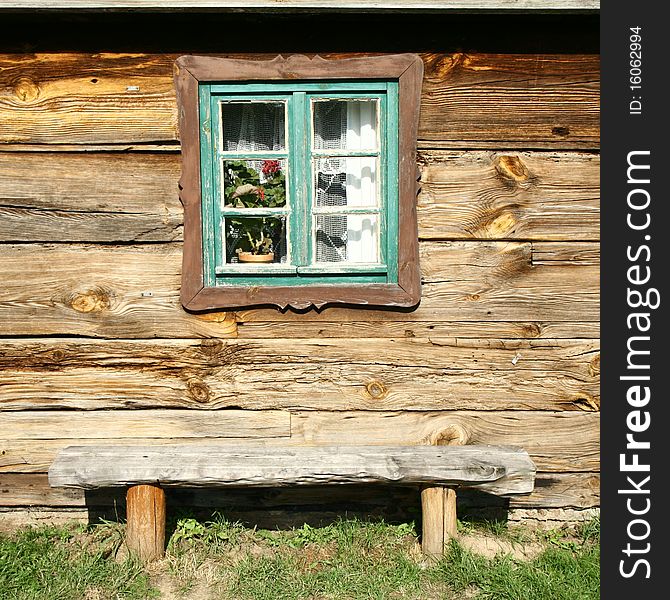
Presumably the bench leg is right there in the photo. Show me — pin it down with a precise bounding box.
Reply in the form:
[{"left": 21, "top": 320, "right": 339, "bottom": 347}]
[
  {"left": 126, "top": 484, "right": 166, "bottom": 562},
  {"left": 421, "top": 485, "right": 457, "bottom": 556}
]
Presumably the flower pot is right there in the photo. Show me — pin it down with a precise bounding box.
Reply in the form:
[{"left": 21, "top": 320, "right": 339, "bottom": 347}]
[{"left": 237, "top": 251, "right": 275, "bottom": 263}]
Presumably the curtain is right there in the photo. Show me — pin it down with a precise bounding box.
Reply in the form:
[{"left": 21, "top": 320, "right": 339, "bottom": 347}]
[
  {"left": 345, "top": 101, "right": 377, "bottom": 263},
  {"left": 315, "top": 100, "right": 378, "bottom": 263}
]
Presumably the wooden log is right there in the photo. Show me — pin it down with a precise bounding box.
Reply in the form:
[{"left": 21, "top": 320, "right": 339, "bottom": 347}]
[
  {"left": 288, "top": 411, "right": 600, "bottom": 473},
  {"left": 421, "top": 485, "right": 457, "bottom": 555},
  {"left": 418, "top": 151, "right": 599, "bottom": 240},
  {"left": 0, "top": 242, "right": 598, "bottom": 336},
  {"left": 0, "top": 151, "right": 598, "bottom": 243},
  {"left": 126, "top": 484, "right": 166, "bottom": 562},
  {"left": 0, "top": 472, "right": 600, "bottom": 509},
  {"left": 1, "top": 411, "right": 600, "bottom": 474},
  {"left": 48, "top": 445, "right": 536, "bottom": 496},
  {"left": 240, "top": 240, "right": 599, "bottom": 323},
  {"left": 0, "top": 2, "right": 602, "bottom": 12},
  {"left": 0, "top": 243, "right": 237, "bottom": 338},
  {"left": 419, "top": 53, "right": 599, "bottom": 148},
  {"left": 532, "top": 242, "right": 600, "bottom": 265},
  {"left": 0, "top": 337, "right": 599, "bottom": 412},
  {"left": 0, "top": 53, "right": 599, "bottom": 147},
  {"left": 0, "top": 152, "right": 182, "bottom": 243},
  {"left": 0, "top": 410, "right": 290, "bottom": 440},
  {"left": 235, "top": 320, "right": 601, "bottom": 339}
]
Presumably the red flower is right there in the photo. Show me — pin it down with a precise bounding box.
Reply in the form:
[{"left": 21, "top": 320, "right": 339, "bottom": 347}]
[
  {"left": 262, "top": 160, "right": 281, "bottom": 177},
  {"left": 257, "top": 187, "right": 266, "bottom": 201}
]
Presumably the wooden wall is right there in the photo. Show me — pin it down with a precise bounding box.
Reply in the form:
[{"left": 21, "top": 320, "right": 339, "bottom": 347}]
[{"left": 0, "top": 16, "right": 600, "bottom": 525}]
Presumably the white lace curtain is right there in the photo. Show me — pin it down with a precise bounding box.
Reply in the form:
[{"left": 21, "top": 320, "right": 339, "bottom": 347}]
[{"left": 315, "top": 100, "right": 378, "bottom": 263}]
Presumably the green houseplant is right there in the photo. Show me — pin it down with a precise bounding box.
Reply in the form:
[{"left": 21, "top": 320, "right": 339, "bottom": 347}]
[{"left": 224, "top": 160, "right": 285, "bottom": 262}]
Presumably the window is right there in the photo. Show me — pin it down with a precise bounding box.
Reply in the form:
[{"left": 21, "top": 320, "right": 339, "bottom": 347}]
[{"left": 175, "top": 54, "right": 422, "bottom": 311}]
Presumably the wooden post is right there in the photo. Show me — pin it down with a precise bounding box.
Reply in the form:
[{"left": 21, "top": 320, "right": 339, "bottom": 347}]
[
  {"left": 126, "top": 484, "right": 166, "bottom": 562},
  {"left": 421, "top": 485, "right": 457, "bottom": 556}
]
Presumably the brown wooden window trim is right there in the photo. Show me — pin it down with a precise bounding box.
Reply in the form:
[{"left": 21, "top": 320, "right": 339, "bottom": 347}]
[{"left": 174, "top": 53, "right": 423, "bottom": 311}]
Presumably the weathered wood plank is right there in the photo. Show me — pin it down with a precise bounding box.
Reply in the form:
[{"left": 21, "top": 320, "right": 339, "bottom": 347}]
[
  {"left": 0, "top": 411, "right": 599, "bottom": 473},
  {"left": 48, "top": 445, "right": 535, "bottom": 497},
  {"left": 0, "top": 337, "right": 599, "bottom": 412},
  {"left": 235, "top": 320, "right": 600, "bottom": 339},
  {"left": 0, "top": 151, "right": 599, "bottom": 243},
  {"left": 0, "top": 410, "right": 290, "bottom": 440},
  {"left": 0, "top": 53, "right": 599, "bottom": 147},
  {"left": 0, "top": 54, "right": 178, "bottom": 145},
  {"left": 0, "top": 242, "right": 598, "bottom": 335},
  {"left": 239, "top": 241, "right": 599, "bottom": 323},
  {"left": 418, "top": 151, "right": 599, "bottom": 240},
  {"left": 505, "top": 471, "right": 599, "bottom": 508},
  {"left": 0, "top": 243, "right": 236, "bottom": 338},
  {"left": 532, "top": 242, "right": 600, "bottom": 265},
  {"left": 420, "top": 54, "right": 599, "bottom": 147},
  {"left": 0, "top": 152, "right": 182, "bottom": 242},
  {"left": 289, "top": 411, "right": 600, "bottom": 472},
  {"left": 419, "top": 241, "right": 599, "bottom": 321},
  {"left": 0, "top": 472, "right": 599, "bottom": 509},
  {"left": 0, "top": 1, "right": 601, "bottom": 12}
]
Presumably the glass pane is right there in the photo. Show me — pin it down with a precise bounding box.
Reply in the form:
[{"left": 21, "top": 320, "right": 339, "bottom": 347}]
[
  {"left": 223, "top": 160, "right": 286, "bottom": 208},
  {"left": 315, "top": 214, "right": 378, "bottom": 263},
  {"left": 313, "top": 99, "right": 378, "bottom": 151},
  {"left": 225, "top": 216, "right": 287, "bottom": 264},
  {"left": 221, "top": 101, "right": 285, "bottom": 152},
  {"left": 314, "top": 157, "right": 377, "bottom": 208}
]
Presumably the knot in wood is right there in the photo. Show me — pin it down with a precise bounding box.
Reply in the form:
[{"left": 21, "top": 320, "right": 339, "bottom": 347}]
[
  {"left": 195, "top": 311, "right": 230, "bottom": 323},
  {"left": 494, "top": 155, "right": 530, "bottom": 183},
  {"left": 187, "top": 379, "right": 210, "bottom": 404},
  {"left": 589, "top": 354, "right": 600, "bottom": 377},
  {"left": 430, "top": 424, "right": 469, "bottom": 446},
  {"left": 365, "top": 380, "right": 387, "bottom": 400},
  {"left": 571, "top": 394, "right": 600, "bottom": 412},
  {"left": 69, "top": 289, "right": 111, "bottom": 313},
  {"left": 427, "top": 53, "right": 462, "bottom": 77},
  {"left": 484, "top": 212, "right": 516, "bottom": 239},
  {"left": 199, "top": 339, "right": 224, "bottom": 358},
  {"left": 13, "top": 77, "right": 40, "bottom": 102},
  {"left": 521, "top": 323, "right": 542, "bottom": 338},
  {"left": 51, "top": 349, "right": 66, "bottom": 362},
  {"left": 552, "top": 126, "right": 571, "bottom": 137}
]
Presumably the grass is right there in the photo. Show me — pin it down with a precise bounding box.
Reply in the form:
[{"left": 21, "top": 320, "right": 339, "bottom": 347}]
[
  {"left": 0, "top": 522, "right": 156, "bottom": 600},
  {"left": 0, "top": 514, "right": 600, "bottom": 600}
]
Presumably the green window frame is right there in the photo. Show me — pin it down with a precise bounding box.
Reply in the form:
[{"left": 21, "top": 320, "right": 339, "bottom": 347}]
[
  {"left": 175, "top": 54, "right": 423, "bottom": 311},
  {"left": 200, "top": 82, "right": 398, "bottom": 288}
]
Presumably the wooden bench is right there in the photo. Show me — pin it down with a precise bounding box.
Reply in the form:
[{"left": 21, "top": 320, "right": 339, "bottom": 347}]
[{"left": 48, "top": 444, "right": 536, "bottom": 561}]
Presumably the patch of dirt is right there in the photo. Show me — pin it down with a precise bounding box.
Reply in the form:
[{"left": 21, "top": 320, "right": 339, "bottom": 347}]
[
  {"left": 457, "top": 532, "right": 544, "bottom": 561},
  {"left": 149, "top": 556, "right": 226, "bottom": 600}
]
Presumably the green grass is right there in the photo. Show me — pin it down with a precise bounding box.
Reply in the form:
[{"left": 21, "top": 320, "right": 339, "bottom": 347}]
[
  {"left": 0, "top": 515, "right": 600, "bottom": 600},
  {"left": 0, "top": 523, "right": 156, "bottom": 600}
]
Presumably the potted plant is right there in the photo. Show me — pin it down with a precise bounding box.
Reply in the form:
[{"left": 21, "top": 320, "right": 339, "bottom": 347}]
[{"left": 224, "top": 160, "right": 285, "bottom": 263}]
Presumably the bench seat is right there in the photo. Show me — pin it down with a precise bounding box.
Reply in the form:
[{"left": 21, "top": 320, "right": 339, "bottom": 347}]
[{"left": 48, "top": 444, "right": 536, "bottom": 560}]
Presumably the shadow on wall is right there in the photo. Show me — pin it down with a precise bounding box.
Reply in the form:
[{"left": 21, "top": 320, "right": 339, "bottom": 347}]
[
  {"left": 84, "top": 484, "right": 510, "bottom": 530},
  {"left": 2, "top": 12, "right": 599, "bottom": 54}
]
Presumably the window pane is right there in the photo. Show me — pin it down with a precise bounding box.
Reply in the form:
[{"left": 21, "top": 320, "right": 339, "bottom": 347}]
[
  {"left": 223, "top": 160, "right": 286, "bottom": 208},
  {"left": 221, "top": 101, "right": 285, "bottom": 152},
  {"left": 225, "top": 216, "right": 287, "bottom": 263},
  {"left": 314, "top": 157, "right": 377, "bottom": 208},
  {"left": 315, "top": 214, "right": 378, "bottom": 263},
  {"left": 313, "top": 99, "right": 378, "bottom": 151}
]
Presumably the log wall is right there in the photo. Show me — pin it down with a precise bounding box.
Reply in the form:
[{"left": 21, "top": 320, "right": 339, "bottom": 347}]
[{"left": 0, "top": 20, "right": 599, "bottom": 525}]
